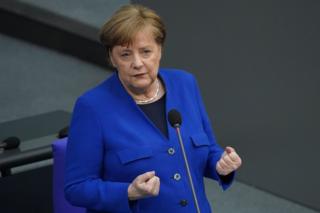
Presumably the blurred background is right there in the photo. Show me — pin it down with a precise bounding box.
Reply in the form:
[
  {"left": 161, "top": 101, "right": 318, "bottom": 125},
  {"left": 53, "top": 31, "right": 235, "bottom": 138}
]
[{"left": 0, "top": 0, "right": 319, "bottom": 212}]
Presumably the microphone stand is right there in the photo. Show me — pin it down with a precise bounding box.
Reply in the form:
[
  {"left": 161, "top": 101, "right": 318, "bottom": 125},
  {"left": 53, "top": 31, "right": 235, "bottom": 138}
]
[{"left": 174, "top": 124, "right": 201, "bottom": 213}]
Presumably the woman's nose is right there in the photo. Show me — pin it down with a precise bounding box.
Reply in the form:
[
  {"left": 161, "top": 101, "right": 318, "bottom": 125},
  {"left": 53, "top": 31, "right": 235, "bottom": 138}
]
[{"left": 132, "top": 54, "right": 143, "bottom": 69}]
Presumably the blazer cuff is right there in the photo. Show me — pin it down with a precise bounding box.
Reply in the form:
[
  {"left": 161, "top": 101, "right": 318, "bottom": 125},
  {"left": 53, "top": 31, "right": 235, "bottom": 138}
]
[
  {"left": 206, "top": 161, "right": 235, "bottom": 190},
  {"left": 100, "top": 181, "right": 132, "bottom": 212},
  {"left": 217, "top": 171, "right": 235, "bottom": 190},
  {"left": 65, "top": 181, "right": 132, "bottom": 213}
]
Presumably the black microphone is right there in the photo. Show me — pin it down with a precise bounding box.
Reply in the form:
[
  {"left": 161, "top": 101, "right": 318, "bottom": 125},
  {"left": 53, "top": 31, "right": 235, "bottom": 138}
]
[
  {"left": 0, "top": 136, "right": 21, "bottom": 150},
  {"left": 57, "top": 126, "right": 69, "bottom": 139},
  {"left": 168, "top": 109, "right": 182, "bottom": 128},
  {"left": 168, "top": 109, "right": 201, "bottom": 213}
]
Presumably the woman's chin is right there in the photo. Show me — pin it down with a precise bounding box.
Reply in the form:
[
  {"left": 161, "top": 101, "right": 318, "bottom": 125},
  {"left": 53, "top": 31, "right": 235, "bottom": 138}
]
[{"left": 131, "top": 80, "right": 153, "bottom": 91}]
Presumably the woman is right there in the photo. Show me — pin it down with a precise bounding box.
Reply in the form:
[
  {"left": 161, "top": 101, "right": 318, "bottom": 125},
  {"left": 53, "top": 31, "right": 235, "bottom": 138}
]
[{"left": 65, "top": 4, "right": 242, "bottom": 213}]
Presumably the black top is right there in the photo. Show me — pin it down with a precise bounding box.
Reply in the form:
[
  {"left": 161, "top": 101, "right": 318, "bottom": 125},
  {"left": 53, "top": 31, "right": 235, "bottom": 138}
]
[{"left": 138, "top": 94, "right": 168, "bottom": 138}]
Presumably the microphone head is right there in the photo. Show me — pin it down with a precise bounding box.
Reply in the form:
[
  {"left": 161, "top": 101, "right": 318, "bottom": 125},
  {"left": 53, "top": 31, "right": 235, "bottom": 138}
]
[
  {"left": 2, "top": 136, "right": 21, "bottom": 150},
  {"left": 57, "top": 126, "right": 69, "bottom": 139},
  {"left": 168, "top": 109, "right": 182, "bottom": 127}
]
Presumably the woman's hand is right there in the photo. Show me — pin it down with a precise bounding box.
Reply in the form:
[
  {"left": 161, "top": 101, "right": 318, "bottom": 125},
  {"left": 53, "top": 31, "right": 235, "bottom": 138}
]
[
  {"left": 216, "top": 146, "right": 242, "bottom": 176},
  {"left": 128, "top": 171, "right": 160, "bottom": 200}
]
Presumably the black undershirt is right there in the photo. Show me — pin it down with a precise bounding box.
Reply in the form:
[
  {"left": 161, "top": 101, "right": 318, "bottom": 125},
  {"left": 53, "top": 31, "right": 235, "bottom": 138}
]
[{"left": 138, "top": 94, "right": 168, "bottom": 138}]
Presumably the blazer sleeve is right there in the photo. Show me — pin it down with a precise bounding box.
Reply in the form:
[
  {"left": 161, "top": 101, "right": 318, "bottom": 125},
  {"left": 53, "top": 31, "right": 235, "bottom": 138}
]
[
  {"left": 190, "top": 74, "right": 235, "bottom": 190},
  {"left": 64, "top": 97, "right": 132, "bottom": 212}
]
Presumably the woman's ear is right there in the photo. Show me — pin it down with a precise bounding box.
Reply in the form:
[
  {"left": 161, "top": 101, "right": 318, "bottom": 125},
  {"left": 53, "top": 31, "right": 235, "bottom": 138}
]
[
  {"left": 158, "top": 45, "right": 162, "bottom": 61},
  {"left": 108, "top": 49, "right": 117, "bottom": 68},
  {"left": 159, "top": 45, "right": 162, "bottom": 60}
]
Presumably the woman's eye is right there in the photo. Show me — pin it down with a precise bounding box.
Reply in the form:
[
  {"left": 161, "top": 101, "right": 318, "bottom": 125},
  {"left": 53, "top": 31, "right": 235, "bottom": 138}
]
[
  {"left": 143, "top": 50, "right": 152, "bottom": 55},
  {"left": 121, "top": 53, "right": 130, "bottom": 57}
]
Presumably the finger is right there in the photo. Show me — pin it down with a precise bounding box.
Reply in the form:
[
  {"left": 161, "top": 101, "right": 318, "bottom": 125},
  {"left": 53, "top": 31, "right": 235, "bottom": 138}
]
[
  {"left": 145, "top": 176, "right": 159, "bottom": 194},
  {"left": 221, "top": 150, "right": 228, "bottom": 158},
  {"left": 228, "top": 151, "right": 240, "bottom": 163},
  {"left": 225, "top": 154, "right": 242, "bottom": 170},
  {"left": 225, "top": 146, "right": 235, "bottom": 154},
  {"left": 216, "top": 162, "right": 228, "bottom": 175},
  {"left": 219, "top": 158, "right": 230, "bottom": 170},
  {"left": 233, "top": 154, "right": 242, "bottom": 167},
  {"left": 139, "top": 182, "right": 152, "bottom": 194},
  {"left": 216, "top": 162, "right": 224, "bottom": 174},
  {"left": 146, "top": 176, "right": 157, "bottom": 185},
  {"left": 223, "top": 155, "right": 235, "bottom": 167},
  {"left": 155, "top": 178, "right": 160, "bottom": 196},
  {"left": 151, "top": 177, "right": 160, "bottom": 196},
  {"left": 136, "top": 171, "right": 155, "bottom": 183}
]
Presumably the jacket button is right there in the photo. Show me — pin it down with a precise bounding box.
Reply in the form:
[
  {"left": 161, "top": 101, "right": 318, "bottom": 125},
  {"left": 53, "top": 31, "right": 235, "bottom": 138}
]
[
  {"left": 179, "top": 199, "right": 188, "bottom": 206},
  {"left": 168, "top": 148, "right": 175, "bottom": 155},
  {"left": 173, "top": 173, "right": 181, "bottom": 181}
]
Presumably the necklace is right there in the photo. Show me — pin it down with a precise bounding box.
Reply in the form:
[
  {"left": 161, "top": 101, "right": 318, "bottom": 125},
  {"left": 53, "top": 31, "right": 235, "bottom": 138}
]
[{"left": 135, "top": 79, "right": 160, "bottom": 104}]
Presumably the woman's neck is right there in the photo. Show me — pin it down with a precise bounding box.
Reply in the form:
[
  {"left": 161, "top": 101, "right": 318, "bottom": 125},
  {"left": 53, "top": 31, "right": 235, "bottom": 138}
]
[{"left": 121, "top": 78, "right": 165, "bottom": 104}]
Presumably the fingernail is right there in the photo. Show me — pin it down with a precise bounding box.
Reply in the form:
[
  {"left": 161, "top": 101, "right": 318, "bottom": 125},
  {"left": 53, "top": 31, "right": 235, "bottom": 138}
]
[{"left": 225, "top": 147, "right": 232, "bottom": 154}]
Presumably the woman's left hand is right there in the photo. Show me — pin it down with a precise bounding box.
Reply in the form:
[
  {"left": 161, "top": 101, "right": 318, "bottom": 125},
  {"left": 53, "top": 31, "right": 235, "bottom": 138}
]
[{"left": 216, "top": 146, "right": 242, "bottom": 176}]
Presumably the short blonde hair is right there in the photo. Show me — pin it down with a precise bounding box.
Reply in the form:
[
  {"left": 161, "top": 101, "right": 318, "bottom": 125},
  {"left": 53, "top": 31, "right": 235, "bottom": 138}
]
[{"left": 99, "top": 4, "right": 166, "bottom": 64}]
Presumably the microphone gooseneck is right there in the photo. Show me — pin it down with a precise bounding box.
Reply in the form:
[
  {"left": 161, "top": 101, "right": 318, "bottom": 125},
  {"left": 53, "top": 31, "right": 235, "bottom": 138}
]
[{"left": 168, "top": 109, "right": 201, "bottom": 213}]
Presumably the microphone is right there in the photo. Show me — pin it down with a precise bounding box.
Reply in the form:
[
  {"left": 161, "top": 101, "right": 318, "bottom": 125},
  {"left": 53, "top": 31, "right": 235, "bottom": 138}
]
[
  {"left": 0, "top": 136, "right": 21, "bottom": 150},
  {"left": 168, "top": 109, "right": 182, "bottom": 128},
  {"left": 57, "top": 126, "right": 69, "bottom": 139},
  {"left": 168, "top": 109, "right": 201, "bottom": 213}
]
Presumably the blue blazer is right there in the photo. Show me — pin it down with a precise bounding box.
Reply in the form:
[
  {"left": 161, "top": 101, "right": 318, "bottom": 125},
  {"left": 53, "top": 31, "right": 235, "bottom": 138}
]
[{"left": 65, "top": 69, "right": 234, "bottom": 213}]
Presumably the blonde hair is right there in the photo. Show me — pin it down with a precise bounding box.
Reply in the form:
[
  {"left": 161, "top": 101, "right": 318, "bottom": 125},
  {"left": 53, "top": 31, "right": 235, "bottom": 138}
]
[{"left": 99, "top": 4, "right": 166, "bottom": 65}]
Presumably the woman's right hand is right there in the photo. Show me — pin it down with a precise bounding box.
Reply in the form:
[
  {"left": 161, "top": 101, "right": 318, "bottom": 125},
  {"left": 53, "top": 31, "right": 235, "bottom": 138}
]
[{"left": 128, "top": 171, "right": 160, "bottom": 200}]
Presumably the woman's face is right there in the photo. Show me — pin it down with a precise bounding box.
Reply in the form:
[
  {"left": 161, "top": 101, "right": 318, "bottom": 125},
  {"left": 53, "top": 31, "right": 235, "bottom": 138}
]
[{"left": 110, "top": 27, "right": 162, "bottom": 93}]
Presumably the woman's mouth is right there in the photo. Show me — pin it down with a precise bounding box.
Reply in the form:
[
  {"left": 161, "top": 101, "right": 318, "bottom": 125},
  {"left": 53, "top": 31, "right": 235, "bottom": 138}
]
[{"left": 134, "top": 73, "right": 147, "bottom": 77}]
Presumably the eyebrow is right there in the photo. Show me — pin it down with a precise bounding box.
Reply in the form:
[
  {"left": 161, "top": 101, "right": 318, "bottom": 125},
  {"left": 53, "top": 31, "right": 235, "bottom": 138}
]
[
  {"left": 120, "top": 49, "right": 131, "bottom": 52},
  {"left": 119, "top": 45, "right": 153, "bottom": 51}
]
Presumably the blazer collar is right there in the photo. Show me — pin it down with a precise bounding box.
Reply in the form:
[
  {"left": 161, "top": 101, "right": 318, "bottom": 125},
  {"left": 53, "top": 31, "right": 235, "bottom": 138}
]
[{"left": 108, "top": 69, "right": 176, "bottom": 142}]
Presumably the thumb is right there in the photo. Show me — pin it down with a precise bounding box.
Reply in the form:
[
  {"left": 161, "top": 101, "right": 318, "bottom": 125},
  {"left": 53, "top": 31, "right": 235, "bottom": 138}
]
[
  {"left": 138, "top": 171, "right": 155, "bottom": 183},
  {"left": 225, "top": 146, "right": 235, "bottom": 154}
]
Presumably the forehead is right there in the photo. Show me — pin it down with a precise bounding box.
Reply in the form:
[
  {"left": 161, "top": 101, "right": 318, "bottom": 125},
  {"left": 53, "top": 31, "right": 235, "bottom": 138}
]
[{"left": 117, "top": 27, "right": 158, "bottom": 50}]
